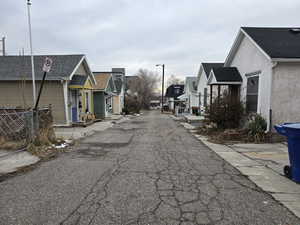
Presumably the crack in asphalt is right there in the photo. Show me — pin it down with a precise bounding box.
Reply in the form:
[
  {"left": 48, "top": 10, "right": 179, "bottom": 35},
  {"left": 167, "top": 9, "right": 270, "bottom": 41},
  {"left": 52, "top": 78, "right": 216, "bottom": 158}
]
[{"left": 59, "top": 112, "right": 300, "bottom": 225}]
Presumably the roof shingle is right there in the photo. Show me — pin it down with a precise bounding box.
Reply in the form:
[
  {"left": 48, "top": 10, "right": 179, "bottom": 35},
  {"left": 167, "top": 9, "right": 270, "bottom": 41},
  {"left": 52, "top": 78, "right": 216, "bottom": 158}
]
[
  {"left": 202, "top": 63, "right": 224, "bottom": 78},
  {"left": 242, "top": 27, "right": 300, "bottom": 58},
  {"left": 93, "top": 73, "right": 112, "bottom": 90},
  {"left": 0, "top": 55, "right": 84, "bottom": 80},
  {"left": 211, "top": 67, "right": 242, "bottom": 83}
]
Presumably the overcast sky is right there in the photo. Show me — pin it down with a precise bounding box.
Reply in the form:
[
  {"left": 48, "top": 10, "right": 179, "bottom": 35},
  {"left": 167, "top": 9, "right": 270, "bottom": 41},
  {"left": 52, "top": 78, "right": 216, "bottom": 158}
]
[{"left": 2, "top": 0, "right": 300, "bottom": 77}]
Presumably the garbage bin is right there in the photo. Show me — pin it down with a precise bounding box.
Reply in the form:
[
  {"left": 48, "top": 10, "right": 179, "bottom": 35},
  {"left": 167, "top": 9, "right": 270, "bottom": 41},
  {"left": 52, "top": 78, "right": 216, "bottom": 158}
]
[{"left": 275, "top": 123, "right": 300, "bottom": 183}]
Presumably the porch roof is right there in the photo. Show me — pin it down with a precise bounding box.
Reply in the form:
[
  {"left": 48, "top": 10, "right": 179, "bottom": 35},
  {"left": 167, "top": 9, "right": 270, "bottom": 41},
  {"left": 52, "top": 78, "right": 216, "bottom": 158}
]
[
  {"left": 207, "top": 67, "right": 242, "bottom": 85},
  {"left": 69, "top": 75, "right": 87, "bottom": 86},
  {"left": 178, "top": 93, "right": 188, "bottom": 100}
]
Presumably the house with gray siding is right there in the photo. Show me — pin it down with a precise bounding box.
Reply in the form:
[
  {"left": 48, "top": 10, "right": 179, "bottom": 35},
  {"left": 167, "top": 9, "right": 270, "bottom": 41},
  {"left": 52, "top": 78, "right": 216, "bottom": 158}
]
[
  {"left": 225, "top": 27, "right": 300, "bottom": 130},
  {"left": 93, "top": 72, "right": 117, "bottom": 119},
  {"left": 0, "top": 54, "right": 96, "bottom": 126}
]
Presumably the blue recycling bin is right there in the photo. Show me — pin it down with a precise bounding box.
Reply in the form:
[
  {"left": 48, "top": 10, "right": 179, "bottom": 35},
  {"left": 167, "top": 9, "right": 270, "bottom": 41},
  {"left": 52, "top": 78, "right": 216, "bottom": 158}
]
[{"left": 275, "top": 123, "right": 300, "bottom": 183}]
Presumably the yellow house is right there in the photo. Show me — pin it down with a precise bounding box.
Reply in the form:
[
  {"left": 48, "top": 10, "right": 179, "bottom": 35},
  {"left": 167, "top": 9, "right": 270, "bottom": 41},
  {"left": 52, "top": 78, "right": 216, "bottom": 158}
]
[{"left": 69, "top": 74, "right": 95, "bottom": 123}]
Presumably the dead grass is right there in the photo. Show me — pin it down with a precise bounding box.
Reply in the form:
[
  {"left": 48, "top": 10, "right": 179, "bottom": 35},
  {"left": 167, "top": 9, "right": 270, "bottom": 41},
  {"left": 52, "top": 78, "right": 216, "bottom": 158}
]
[
  {"left": 27, "top": 141, "right": 69, "bottom": 160},
  {"left": 0, "top": 137, "right": 27, "bottom": 150},
  {"left": 196, "top": 126, "right": 285, "bottom": 144}
]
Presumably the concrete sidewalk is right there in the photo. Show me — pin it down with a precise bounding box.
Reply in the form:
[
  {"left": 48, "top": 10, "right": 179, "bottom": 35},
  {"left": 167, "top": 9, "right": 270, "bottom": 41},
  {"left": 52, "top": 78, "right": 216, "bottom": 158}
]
[
  {"left": 0, "top": 116, "right": 128, "bottom": 177},
  {"left": 55, "top": 116, "right": 128, "bottom": 140},
  {"left": 180, "top": 121, "right": 300, "bottom": 218},
  {"left": 0, "top": 150, "right": 40, "bottom": 175}
]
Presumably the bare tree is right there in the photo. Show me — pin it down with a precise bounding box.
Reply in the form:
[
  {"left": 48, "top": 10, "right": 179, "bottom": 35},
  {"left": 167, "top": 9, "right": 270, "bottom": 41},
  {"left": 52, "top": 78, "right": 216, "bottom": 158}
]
[
  {"left": 126, "top": 69, "right": 159, "bottom": 110},
  {"left": 167, "top": 74, "right": 184, "bottom": 87}
]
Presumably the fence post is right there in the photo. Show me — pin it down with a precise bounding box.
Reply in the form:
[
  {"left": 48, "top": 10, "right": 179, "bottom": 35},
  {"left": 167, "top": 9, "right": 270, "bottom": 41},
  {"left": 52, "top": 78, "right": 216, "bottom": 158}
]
[
  {"left": 33, "top": 109, "right": 39, "bottom": 138},
  {"left": 24, "top": 111, "right": 34, "bottom": 143}
]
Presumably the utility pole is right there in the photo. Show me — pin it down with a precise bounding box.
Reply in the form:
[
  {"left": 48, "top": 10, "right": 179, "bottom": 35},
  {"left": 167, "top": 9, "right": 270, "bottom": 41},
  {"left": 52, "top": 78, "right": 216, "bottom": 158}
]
[
  {"left": 1, "top": 37, "right": 6, "bottom": 56},
  {"left": 27, "top": 0, "right": 36, "bottom": 105},
  {"left": 156, "top": 64, "right": 165, "bottom": 113}
]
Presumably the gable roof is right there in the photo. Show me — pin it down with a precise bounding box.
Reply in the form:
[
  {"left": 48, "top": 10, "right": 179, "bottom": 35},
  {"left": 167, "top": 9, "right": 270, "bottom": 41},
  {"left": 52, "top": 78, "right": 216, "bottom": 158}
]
[
  {"left": 0, "top": 55, "right": 85, "bottom": 81},
  {"left": 165, "top": 84, "right": 184, "bottom": 99},
  {"left": 242, "top": 27, "right": 300, "bottom": 59},
  {"left": 185, "top": 76, "right": 197, "bottom": 93},
  {"left": 112, "top": 68, "right": 125, "bottom": 94},
  {"left": 69, "top": 75, "right": 88, "bottom": 86},
  {"left": 226, "top": 27, "right": 300, "bottom": 66},
  {"left": 113, "top": 78, "right": 123, "bottom": 94},
  {"left": 93, "top": 72, "right": 116, "bottom": 92},
  {"left": 208, "top": 67, "right": 242, "bottom": 85},
  {"left": 202, "top": 63, "right": 224, "bottom": 78}
]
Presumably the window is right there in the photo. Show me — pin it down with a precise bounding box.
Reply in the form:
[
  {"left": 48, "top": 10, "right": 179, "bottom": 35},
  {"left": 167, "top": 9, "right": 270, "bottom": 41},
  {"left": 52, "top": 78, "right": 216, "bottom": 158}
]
[
  {"left": 246, "top": 76, "right": 259, "bottom": 113},
  {"left": 204, "top": 88, "right": 208, "bottom": 107}
]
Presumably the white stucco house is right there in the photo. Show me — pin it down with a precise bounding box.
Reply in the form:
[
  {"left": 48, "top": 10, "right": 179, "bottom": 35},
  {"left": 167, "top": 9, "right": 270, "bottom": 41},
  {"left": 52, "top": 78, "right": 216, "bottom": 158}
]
[
  {"left": 225, "top": 27, "right": 300, "bottom": 130},
  {"left": 196, "top": 63, "right": 223, "bottom": 112},
  {"left": 179, "top": 77, "right": 199, "bottom": 114}
]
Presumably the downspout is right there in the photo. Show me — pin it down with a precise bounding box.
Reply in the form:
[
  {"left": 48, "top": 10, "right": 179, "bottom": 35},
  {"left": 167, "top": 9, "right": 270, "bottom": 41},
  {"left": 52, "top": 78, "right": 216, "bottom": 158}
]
[{"left": 268, "top": 61, "right": 278, "bottom": 132}]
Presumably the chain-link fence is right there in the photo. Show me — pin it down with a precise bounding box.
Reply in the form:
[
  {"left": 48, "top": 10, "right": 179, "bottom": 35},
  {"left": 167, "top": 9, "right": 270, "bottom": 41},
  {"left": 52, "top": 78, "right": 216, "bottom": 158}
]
[
  {"left": 0, "top": 107, "right": 52, "bottom": 150},
  {"left": 0, "top": 109, "right": 34, "bottom": 149}
]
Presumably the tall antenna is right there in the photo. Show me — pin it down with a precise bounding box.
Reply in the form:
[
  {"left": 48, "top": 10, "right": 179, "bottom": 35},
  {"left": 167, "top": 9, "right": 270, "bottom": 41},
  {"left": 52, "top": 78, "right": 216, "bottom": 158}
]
[{"left": 27, "top": 0, "right": 36, "bottom": 106}]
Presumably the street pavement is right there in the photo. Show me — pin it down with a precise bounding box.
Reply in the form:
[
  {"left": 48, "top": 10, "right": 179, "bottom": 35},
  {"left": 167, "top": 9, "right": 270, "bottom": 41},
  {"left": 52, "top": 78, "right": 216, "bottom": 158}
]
[{"left": 0, "top": 111, "right": 299, "bottom": 225}]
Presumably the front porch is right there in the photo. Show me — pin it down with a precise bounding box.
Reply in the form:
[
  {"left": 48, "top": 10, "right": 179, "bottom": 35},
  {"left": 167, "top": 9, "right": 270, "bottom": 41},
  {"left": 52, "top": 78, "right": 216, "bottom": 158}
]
[
  {"left": 68, "top": 75, "right": 95, "bottom": 126},
  {"left": 207, "top": 67, "right": 243, "bottom": 107}
]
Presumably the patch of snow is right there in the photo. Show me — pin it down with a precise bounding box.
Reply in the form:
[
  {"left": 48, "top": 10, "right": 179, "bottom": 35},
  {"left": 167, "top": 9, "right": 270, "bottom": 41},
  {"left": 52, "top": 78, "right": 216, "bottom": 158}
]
[{"left": 55, "top": 143, "right": 68, "bottom": 149}]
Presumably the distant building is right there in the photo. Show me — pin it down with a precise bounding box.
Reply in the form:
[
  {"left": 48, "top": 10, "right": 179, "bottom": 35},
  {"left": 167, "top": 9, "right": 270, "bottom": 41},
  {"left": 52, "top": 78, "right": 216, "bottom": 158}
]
[
  {"left": 112, "top": 68, "right": 126, "bottom": 114},
  {"left": 165, "top": 84, "right": 184, "bottom": 111},
  {"left": 178, "top": 77, "right": 198, "bottom": 114}
]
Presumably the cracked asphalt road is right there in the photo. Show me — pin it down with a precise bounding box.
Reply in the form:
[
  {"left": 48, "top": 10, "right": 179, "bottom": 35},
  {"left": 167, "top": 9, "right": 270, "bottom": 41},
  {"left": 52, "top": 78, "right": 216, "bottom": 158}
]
[{"left": 0, "top": 111, "right": 299, "bottom": 225}]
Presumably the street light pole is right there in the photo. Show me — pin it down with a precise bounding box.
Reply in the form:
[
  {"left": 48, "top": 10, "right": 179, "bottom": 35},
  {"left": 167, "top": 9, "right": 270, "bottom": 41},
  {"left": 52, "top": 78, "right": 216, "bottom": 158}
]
[
  {"left": 156, "top": 64, "right": 165, "bottom": 113},
  {"left": 27, "top": 0, "right": 36, "bottom": 106}
]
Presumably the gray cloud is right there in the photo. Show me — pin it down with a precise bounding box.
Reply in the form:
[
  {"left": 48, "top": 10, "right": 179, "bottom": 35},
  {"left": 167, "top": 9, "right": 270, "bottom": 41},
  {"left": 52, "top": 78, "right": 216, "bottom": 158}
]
[{"left": 1, "top": 0, "right": 300, "bottom": 77}]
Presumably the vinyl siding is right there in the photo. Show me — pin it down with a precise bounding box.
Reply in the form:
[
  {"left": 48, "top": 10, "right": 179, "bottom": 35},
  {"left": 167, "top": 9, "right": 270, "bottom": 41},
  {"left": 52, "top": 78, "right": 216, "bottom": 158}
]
[{"left": 0, "top": 81, "right": 66, "bottom": 124}]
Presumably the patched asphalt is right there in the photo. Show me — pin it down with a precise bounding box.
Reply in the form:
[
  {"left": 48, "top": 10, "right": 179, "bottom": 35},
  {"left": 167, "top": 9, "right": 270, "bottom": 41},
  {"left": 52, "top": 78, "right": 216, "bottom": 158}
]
[{"left": 0, "top": 111, "right": 299, "bottom": 225}]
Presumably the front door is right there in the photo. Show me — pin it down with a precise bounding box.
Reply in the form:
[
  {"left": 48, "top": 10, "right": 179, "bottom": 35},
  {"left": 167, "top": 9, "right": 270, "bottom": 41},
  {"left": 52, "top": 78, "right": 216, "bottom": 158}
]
[{"left": 71, "top": 90, "right": 78, "bottom": 122}]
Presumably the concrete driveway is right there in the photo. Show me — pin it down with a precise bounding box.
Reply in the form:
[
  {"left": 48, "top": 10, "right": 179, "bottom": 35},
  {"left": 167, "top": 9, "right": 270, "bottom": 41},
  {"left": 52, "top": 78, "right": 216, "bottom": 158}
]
[{"left": 0, "top": 111, "right": 299, "bottom": 225}]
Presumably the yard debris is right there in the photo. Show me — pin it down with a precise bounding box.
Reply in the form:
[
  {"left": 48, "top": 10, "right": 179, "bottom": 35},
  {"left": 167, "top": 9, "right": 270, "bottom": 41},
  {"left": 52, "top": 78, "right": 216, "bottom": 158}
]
[{"left": 197, "top": 125, "right": 285, "bottom": 144}]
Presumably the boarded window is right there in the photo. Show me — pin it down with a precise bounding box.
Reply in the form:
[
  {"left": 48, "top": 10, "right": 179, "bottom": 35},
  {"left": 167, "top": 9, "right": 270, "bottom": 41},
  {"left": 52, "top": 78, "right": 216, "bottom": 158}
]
[
  {"left": 246, "top": 76, "right": 259, "bottom": 112},
  {"left": 204, "top": 88, "right": 208, "bottom": 107}
]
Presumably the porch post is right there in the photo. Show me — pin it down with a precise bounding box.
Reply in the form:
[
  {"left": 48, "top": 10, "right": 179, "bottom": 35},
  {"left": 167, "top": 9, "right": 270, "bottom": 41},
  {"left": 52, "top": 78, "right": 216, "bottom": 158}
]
[
  {"left": 217, "top": 85, "right": 221, "bottom": 105},
  {"left": 210, "top": 85, "right": 213, "bottom": 106},
  {"left": 63, "top": 81, "right": 70, "bottom": 125}
]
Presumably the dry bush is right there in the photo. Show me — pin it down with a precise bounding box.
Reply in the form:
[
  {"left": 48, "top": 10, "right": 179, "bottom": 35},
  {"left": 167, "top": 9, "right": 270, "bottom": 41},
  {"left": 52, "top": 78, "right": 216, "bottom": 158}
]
[{"left": 206, "top": 93, "right": 244, "bottom": 129}]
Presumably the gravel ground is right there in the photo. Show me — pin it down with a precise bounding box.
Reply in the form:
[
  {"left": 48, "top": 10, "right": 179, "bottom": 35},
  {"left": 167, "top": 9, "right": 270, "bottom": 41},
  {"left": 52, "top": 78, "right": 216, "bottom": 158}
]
[{"left": 0, "top": 111, "right": 299, "bottom": 225}]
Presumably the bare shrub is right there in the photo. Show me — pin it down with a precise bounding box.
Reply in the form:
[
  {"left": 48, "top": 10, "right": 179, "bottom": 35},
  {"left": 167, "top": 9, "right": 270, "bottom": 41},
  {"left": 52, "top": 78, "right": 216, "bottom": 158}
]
[{"left": 205, "top": 92, "right": 244, "bottom": 129}]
